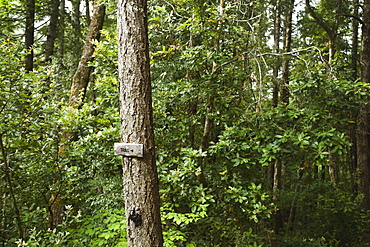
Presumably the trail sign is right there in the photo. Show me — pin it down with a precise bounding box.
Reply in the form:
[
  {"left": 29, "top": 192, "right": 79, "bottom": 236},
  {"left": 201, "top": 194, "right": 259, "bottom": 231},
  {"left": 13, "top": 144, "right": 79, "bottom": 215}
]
[{"left": 114, "top": 143, "right": 144, "bottom": 158}]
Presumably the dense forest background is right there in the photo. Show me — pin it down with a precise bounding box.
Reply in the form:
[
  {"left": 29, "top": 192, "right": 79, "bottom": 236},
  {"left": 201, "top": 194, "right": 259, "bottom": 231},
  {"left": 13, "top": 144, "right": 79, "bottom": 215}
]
[{"left": 1, "top": 0, "right": 370, "bottom": 246}]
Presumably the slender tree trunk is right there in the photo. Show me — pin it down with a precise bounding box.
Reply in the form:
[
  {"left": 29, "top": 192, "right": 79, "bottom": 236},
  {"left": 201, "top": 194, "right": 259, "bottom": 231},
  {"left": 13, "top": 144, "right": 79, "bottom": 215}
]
[
  {"left": 85, "top": 0, "right": 91, "bottom": 25},
  {"left": 197, "top": 95, "right": 213, "bottom": 187},
  {"left": 349, "top": 119, "right": 358, "bottom": 195},
  {"left": 72, "top": 0, "right": 81, "bottom": 38},
  {"left": 48, "top": 2, "right": 106, "bottom": 229},
  {"left": 70, "top": 2, "right": 105, "bottom": 108},
  {"left": 274, "top": 0, "right": 294, "bottom": 235},
  {"left": 272, "top": 0, "right": 281, "bottom": 108},
  {"left": 270, "top": 0, "right": 283, "bottom": 235},
  {"left": 57, "top": 0, "right": 66, "bottom": 66},
  {"left": 25, "top": 0, "right": 35, "bottom": 71},
  {"left": 287, "top": 170, "right": 302, "bottom": 231},
  {"left": 269, "top": 0, "right": 281, "bottom": 191},
  {"left": 280, "top": 0, "right": 293, "bottom": 104},
  {"left": 328, "top": 151, "right": 338, "bottom": 188},
  {"left": 71, "top": 0, "right": 83, "bottom": 67},
  {"left": 273, "top": 159, "right": 283, "bottom": 234},
  {"left": 0, "top": 134, "right": 23, "bottom": 239},
  {"left": 45, "top": 0, "right": 60, "bottom": 62},
  {"left": 349, "top": 0, "right": 359, "bottom": 195},
  {"left": 351, "top": 0, "right": 359, "bottom": 80},
  {"left": 117, "top": 0, "right": 163, "bottom": 245},
  {"left": 188, "top": 100, "right": 197, "bottom": 148},
  {"left": 357, "top": 0, "right": 370, "bottom": 211},
  {"left": 198, "top": 1, "right": 225, "bottom": 187},
  {"left": 356, "top": 102, "right": 370, "bottom": 210},
  {"left": 200, "top": 96, "right": 214, "bottom": 152}
]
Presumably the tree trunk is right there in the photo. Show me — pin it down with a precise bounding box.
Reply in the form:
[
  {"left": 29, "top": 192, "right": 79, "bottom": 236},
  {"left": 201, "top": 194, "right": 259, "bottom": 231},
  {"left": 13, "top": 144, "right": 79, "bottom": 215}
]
[
  {"left": 351, "top": 0, "right": 359, "bottom": 80},
  {"left": 280, "top": 0, "right": 293, "bottom": 105},
  {"left": 117, "top": 0, "right": 163, "bottom": 246},
  {"left": 271, "top": 0, "right": 281, "bottom": 108},
  {"left": 71, "top": 0, "right": 82, "bottom": 67},
  {"left": 328, "top": 151, "right": 338, "bottom": 188},
  {"left": 272, "top": 0, "right": 294, "bottom": 235},
  {"left": 57, "top": 0, "right": 66, "bottom": 65},
  {"left": 48, "top": 2, "right": 106, "bottom": 229},
  {"left": 349, "top": 0, "right": 359, "bottom": 196},
  {"left": 45, "top": 0, "right": 60, "bottom": 62},
  {"left": 273, "top": 159, "right": 283, "bottom": 234},
  {"left": 356, "top": 102, "right": 370, "bottom": 210},
  {"left": 70, "top": 2, "right": 105, "bottom": 108},
  {"left": 25, "top": 0, "right": 35, "bottom": 71},
  {"left": 0, "top": 134, "right": 23, "bottom": 239},
  {"left": 72, "top": 0, "right": 81, "bottom": 38},
  {"left": 269, "top": 4, "right": 280, "bottom": 184},
  {"left": 357, "top": 0, "right": 370, "bottom": 211},
  {"left": 85, "top": 0, "right": 91, "bottom": 25}
]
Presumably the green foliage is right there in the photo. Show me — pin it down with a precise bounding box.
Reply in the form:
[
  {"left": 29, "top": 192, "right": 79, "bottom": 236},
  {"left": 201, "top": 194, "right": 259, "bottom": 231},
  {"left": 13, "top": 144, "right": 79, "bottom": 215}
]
[
  {"left": 18, "top": 207, "right": 127, "bottom": 247},
  {"left": 0, "top": 34, "right": 124, "bottom": 246},
  {"left": 2, "top": 0, "right": 370, "bottom": 246},
  {"left": 66, "top": 208, "right": 127, "bottom": 247}
]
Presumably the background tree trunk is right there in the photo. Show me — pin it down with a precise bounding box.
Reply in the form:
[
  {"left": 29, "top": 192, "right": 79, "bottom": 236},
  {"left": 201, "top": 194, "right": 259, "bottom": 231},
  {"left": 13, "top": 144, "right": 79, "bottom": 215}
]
[
  {"left": 280, "top": 0, "right": 293, "bottom": 104},
  {"left": 57, "top": 0, "right": 66, "bottom": 66},
  {"left": 48, "top": 2, "right": 106, "bottom": 229},
  {"left": 70, "top": 2, "right": 105, "bottom": 108},
  {"left": 357, "top": 0, "right": 370, "bottom": 211},
  {"left": 85, "top": 0, "right": 91, "bottom": 25},
  {"left": 351, "top": 0, "right": 359, "bottom": 80},
  {"left": 71, "top": 0, "right": 82, "bottom": 68},
  {"left": 45, "top": 0, "right": 60, "bottom": 63},
  {"left": 272, "top": 0, "right": 294, "bottom": 235},
  {"left": 25, "top": 0, "right": 35, "bottom": 71},
  {"left": 117, "top": 0, "right": 163, "bottom": 246},
  {"left": 349, "top": 0, "right": 359, "bottom": 196},
  {"left": 271, "top": 0, "right": 281, "bottom": 108}
]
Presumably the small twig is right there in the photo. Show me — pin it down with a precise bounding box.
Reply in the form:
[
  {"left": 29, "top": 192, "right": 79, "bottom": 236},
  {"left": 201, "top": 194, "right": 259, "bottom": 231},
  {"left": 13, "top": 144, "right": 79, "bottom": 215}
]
[
  {"left": 211, "top": 46, "right": 326, "bottom": 75},
  {"left": 162, "top": 0, "right": 189, "bottom": 19},
  {"left": 234, "top": 14, "right": 263, "bottom": 23}
]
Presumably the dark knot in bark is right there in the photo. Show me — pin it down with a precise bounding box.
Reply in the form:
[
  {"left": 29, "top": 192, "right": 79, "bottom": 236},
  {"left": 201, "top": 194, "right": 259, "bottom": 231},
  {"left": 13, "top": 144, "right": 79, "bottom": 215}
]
[{"left": 129, "top": 208, "right": 142, "bottom": 227}]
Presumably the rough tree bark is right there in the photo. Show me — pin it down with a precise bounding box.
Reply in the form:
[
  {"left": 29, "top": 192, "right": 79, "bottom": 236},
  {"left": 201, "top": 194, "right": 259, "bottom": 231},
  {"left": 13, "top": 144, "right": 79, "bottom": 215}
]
[{"left": 117, "top": 0, "right": 163, "bottom": 246}]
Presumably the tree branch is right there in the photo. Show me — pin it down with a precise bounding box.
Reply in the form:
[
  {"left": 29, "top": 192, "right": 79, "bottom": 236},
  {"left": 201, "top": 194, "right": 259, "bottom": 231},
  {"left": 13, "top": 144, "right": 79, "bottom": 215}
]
[{"left": 341, "top": 13, "right": 364, "bottom": 25}]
